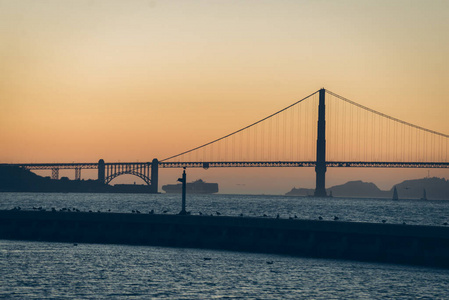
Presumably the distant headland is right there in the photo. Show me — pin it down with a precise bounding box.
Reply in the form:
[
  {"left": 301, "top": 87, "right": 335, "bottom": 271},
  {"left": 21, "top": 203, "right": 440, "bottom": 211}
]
[
  {"left": 286, "top": 177, "right": 449, "bottom": 200},
  {"left": 0, "top": 165, "right": 153, "bottom": 193}
]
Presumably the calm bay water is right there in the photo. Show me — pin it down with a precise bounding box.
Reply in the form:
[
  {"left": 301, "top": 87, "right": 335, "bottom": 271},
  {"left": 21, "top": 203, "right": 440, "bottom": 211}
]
[
  {"left": 1, "top": 193, "right": 449, "bottom": 299},
  {"left": 1, "top": 192, "right": 449, "bottom": 226}
]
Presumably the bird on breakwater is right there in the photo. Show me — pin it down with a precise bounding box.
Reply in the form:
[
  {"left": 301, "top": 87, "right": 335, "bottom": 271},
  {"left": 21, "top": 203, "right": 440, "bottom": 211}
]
[
  {"left": 263, "top": 214, "right": 268, "bottom": 217},
  {"left": 239, "top": 213, "right": 244, "bottom": 217},
  {"left": 318, "top": 216, "right": 323, "bottom": 220},
  {"left": 443, "top": 222, "right": 448, "bottom": 226},
  {"left": 163, "top": 210, "right": 168, "bottom": 214},
  {"left": 333, "top": 216, "right": 339, "bottom": 221},
  {"left": 276, "top": 214, "right": 280, "bottom": 219},
  {"left": 382, "top": 220, "right": 386, "bottom": 224},
  {"left": 216, "top": 211, "right": 221, "bottom": 216},
  {"left": 198, "top": 212, "right": 203, "bottom": 216},
  {"left": 294, "top": 215, "right": 298, "bottom": 219}
]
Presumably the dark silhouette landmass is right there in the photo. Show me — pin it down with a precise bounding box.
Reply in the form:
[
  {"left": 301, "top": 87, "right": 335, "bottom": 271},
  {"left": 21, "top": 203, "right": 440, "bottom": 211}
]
[
  {"left": 2, "top": 165, "right": 448, "bottom": 198},
  {"left": 329, "top": 181, "right": 388, "bottom": 198},
  {"left": 0, "top": 165, "right": 153, "bottom": 193},
  {"left": 286, "top": 177, "right": 449, "bottom": 200}
]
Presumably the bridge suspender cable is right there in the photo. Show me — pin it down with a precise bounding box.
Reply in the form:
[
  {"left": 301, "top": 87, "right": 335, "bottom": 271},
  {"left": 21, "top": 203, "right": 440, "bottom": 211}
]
[
  {"left": 161, "top": 90, "right": 320, "bottom": 162},
  {"left": 162, "top": 88, "right": 448, "bottom": 162},
  {"left": 326, "top": 90, "right": 449, "bottom": 139}
]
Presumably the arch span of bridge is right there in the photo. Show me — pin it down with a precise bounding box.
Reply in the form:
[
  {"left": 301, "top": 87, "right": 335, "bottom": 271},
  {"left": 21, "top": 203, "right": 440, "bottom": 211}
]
[
  {"left": 5, "top": 159, "right": 159, "bottom": 193},
  {"left": 98, "top": 159, "right": 159, "bottom": 191}
]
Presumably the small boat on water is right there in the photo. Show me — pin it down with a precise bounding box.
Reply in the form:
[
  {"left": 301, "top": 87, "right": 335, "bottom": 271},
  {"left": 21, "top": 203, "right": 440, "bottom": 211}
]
[
  {"left": 421, "top": 188, "right": 428, "bottom": 200},
  {"left": 162, "top": 179, "right": 219, "bottom": 194},
  {"left": 392, "top": 186, "right": 399, "bottom": 200}
]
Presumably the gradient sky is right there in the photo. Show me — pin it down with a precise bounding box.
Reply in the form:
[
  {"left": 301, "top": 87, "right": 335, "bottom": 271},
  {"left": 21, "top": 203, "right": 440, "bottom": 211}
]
[{"left": 1, "top": 0, "right": 448, "bottom": 193}]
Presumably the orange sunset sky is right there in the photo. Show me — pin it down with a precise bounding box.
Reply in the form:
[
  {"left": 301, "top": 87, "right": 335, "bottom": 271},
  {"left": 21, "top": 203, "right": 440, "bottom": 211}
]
[{"left": 1, "top": 0, "right": 448, "bottom": 194}]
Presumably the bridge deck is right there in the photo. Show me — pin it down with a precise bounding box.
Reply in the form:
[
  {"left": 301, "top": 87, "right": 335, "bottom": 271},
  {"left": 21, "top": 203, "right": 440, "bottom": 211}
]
[
  {"left": 2, "top": 161, "right": 448, "bottom": 169},
  {"left": 158, "top": 161, "right": 449, "bottom": 168}
]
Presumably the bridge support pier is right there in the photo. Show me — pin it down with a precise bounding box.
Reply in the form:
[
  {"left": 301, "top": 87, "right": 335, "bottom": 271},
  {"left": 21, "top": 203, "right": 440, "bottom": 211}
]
[
  {"left": 51, "top": 168, "right": 59, "bottom": 180},
  {"left": 98, "top": 159, "right": 105, "bottom": 184},
  {"left": 151, "top": 158, "right": 159, "bottom": 193},
  {"left": 314, "top": 88, "right": 327, "bottom": 197},
  {"left": 75, "top": 168, "right": 81, "bottom": 180}
]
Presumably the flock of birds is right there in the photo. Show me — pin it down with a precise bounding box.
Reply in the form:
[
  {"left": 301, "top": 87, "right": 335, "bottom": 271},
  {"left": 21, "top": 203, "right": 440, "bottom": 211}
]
[{"left": 8, "top": 206, "right": 449, "bottom": 226}]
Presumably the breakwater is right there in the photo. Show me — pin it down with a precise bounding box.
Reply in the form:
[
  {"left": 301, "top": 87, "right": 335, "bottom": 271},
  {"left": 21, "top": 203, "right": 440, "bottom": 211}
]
[{"left": 1, "top": 210, "right": 448, "bottom": 268}]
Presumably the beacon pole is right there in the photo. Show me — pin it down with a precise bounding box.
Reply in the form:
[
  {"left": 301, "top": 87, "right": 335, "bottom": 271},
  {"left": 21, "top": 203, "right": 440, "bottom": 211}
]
[{"left": 178, "top": 167, "right": 187, "bottom": 215}]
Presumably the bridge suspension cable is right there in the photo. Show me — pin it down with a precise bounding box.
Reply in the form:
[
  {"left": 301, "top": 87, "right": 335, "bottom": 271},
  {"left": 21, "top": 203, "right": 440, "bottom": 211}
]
[
  {"left": 161, "top": 90, "right": 320, "bottom": 162},
  {"left": 326, "top": 90, "right": 449, "bottom": 138},
  {"left": 161, "top": 88, "right": 448, "bottom": 165},
  {"left": 325, "top": 90, "right": 449, "bottom": 163}
]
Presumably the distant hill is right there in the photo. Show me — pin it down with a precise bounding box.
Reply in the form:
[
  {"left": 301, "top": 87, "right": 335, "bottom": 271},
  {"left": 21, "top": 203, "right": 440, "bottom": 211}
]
[
  {"left": 392, "top": 177, "right": 449, "bottom": 200},
  {"left": 285, "top": 177, "right": 449, "bottom": 200},
  {"left": 329, "top": 180, "right": 389, "bottom": 198},
  {"left": 0, "top": 165, "right": 107, "bottom": 193}
]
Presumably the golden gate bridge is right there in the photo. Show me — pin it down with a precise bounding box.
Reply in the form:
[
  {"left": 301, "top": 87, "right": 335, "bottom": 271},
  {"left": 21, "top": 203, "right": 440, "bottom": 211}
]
[{"left": 4, "top": 89, "right": 449, "bottom": 195}]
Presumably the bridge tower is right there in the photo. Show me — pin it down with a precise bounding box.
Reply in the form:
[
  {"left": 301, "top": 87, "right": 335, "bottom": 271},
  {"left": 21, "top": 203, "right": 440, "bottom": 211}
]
[
  {"left": 314, "top": 88, "right": 327, "bottom": 197},
  {"left": 98, "top": 159, "right": 105, "bottom": 184},
  {"left": 151, "top": 158, "right": 159, "bottom": 193}
]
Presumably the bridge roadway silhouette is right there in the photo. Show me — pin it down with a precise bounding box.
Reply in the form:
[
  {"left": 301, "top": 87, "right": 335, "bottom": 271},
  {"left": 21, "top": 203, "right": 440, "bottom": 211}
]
[
  {"left": 5, "top": 160, "right": 448, "bottom": 194},
  {"left": 3, "top": 89, "right": 449, "bottom": 195}
]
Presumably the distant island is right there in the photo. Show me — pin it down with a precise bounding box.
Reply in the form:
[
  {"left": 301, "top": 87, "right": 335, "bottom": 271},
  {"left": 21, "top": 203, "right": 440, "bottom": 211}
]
[{"left": 285, "top": 177, "right": 449, "bottom": 200}]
